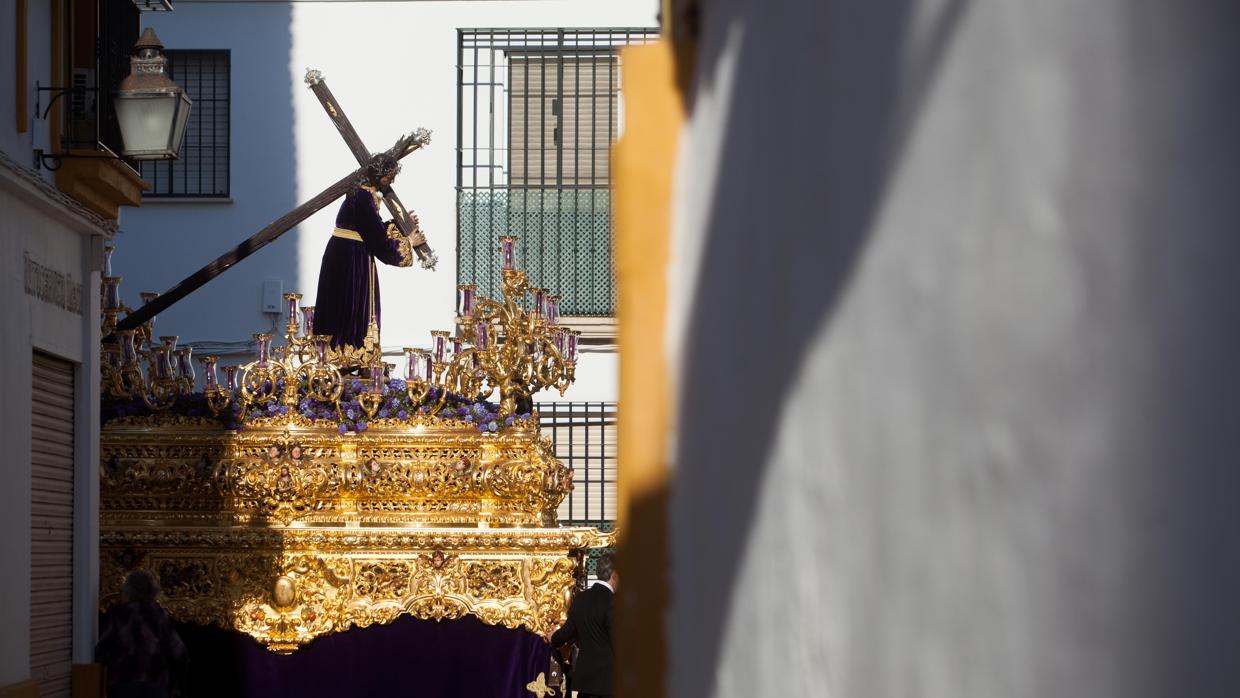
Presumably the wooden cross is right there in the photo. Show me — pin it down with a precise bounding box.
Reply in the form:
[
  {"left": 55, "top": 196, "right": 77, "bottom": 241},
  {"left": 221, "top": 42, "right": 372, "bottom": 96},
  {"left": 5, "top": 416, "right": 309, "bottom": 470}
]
[
  {"left": 304, "top": 69, "right": 434, "bottom": 267},
  {"left": 114, "top": 70, "right": 435, "bottom": 335}
]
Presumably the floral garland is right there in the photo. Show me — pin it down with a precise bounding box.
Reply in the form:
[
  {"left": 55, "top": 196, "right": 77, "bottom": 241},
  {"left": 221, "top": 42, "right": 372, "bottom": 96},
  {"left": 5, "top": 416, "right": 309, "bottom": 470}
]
[{"left": 102, "top": 378, "right": 531, "bottom": 433}]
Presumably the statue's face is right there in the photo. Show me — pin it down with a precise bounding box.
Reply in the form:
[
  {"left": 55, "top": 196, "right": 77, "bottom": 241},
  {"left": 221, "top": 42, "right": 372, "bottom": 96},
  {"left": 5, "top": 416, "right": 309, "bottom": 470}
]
[{"left": 379, "top": 173, "right": 396, "bottom": 188}]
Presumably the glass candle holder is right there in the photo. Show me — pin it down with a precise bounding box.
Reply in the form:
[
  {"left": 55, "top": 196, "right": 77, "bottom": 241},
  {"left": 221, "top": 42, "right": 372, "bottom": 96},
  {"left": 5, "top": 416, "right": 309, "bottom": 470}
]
[
  {"left": 369, "top": 364, "right": 386, "bottom": 394},
  {"left": 103, "top": 245, "right": 115, "bottom": 277},
  {"left": 553, "top": 328, "right": 566, "bottom": 355},
  {"left": 284, "top": 293, "right": 302, "bottom": 329},
  {"left": 255, "top": 334, "right": 272, "bottom": 368},
  {"left": 533, "top": 288, "right": 546, "bottom": 318},
  {"left": 404, "top": 348, "right": 420, "bottom": 382},
  {"left": 451, "top": 337, "right": 462, "bottom": 359},
  {"left": 546, "top": 295, "right": 559, "bottom": 326},
  {"left": 176, "top": 347, "right": 194, "bottom": 382},
  {"left": 154, "top": 347, "right": 172, "bottom": 379},
  {"left": 119, "top": 331, "right": 139, "bottom": 365},
  {"left": 223, "top": 366, "right": 238, "bottom": 393},
  {"left": 160, "top": 335, "right": 179, "bottom": 354},
  {"left": 458, "top": 284, "right": 476, "bottom": 316},
  {"left": 499, "top": 236, "right": 517, "bottom": 270},
  {"left": 567, "top": 331, "right": 580, "bottom": 362},
  {"left": 201, "top": 356, "right": 219, "bottom": 391},
  {"left": 102, "top": 276, "right": 122, "bottom": 311},
  {"left": 476, "top": 322, "right": 490, "bottom": 351},
  {"left": 431, "top": 331, "right": 449, "bottom": 364},
  {"left": 302, "top": 306, "right": 316, "bottom": 337},
  {"left": 424, "top": 352, "right": 434, "bottom": 382},
  {"left": 315, "top": 336, "right": 331, "bottom": 365}
]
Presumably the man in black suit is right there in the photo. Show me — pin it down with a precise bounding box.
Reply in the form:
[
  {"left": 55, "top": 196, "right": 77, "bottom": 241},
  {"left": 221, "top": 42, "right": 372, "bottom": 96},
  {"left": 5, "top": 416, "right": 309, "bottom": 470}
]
[{"left": 551, "top": 553, "right": 617, "bottom": 698}]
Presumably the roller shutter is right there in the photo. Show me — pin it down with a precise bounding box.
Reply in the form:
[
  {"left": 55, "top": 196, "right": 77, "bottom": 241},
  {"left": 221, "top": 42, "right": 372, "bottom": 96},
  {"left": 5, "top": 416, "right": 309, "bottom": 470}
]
[{"left": 31, "top": 351, "right": 74, "bottom": 698}]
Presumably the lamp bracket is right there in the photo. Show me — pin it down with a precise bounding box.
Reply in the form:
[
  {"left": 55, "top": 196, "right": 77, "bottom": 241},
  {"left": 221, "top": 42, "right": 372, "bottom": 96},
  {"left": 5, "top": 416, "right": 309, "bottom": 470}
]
[
  {"left": 35, "top": 82, "right": 100, "bottom": 120},
  {"left": 32, "top": 149, "right": 124, "bottom": 172}
]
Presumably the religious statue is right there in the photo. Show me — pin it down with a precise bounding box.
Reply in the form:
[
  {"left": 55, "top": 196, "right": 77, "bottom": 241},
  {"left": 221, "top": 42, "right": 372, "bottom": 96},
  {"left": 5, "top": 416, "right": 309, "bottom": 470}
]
[{"left": 313, "top": 154, "right": 426, "bottom": 350}]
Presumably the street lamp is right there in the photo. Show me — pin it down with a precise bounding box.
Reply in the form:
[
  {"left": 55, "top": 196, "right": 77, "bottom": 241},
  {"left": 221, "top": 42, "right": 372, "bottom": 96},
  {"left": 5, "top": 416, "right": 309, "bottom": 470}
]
[{"left": 113, "top": 28, "right": 192, "bottom": 160}]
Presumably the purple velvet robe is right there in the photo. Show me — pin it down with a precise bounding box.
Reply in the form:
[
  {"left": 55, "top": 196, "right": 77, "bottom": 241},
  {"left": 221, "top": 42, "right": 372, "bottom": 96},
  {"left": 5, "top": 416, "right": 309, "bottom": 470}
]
[{"left": 314, "top": 187, "right": 413, "bottom": 349}]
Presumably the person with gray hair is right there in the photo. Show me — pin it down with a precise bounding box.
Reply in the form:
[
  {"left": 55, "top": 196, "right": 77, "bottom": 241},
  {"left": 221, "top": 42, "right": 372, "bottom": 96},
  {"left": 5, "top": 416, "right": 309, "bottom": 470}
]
[{"left": 95, "top": 570, "right": 187, "bottom": 698}]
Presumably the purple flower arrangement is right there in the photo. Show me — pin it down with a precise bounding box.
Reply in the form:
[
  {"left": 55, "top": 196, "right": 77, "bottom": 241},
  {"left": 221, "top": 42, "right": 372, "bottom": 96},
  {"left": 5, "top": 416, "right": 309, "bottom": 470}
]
[{"left": 102, "top": 376, "right": 532, "bottom": 434}]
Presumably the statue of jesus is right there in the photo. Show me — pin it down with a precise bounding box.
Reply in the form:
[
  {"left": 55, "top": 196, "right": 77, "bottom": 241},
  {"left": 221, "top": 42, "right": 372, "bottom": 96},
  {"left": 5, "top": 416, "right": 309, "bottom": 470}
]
[{"left": 313, "top": 154, "right": 424, "bottom": 350}]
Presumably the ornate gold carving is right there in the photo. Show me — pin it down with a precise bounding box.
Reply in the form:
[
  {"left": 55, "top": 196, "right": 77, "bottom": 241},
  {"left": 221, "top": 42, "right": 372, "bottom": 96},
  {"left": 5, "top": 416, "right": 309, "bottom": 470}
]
[
  {"left": 102, "top": 420, "right": 573, "bottom": 527},
  {"left": 386, "top": 222, "right": 414, "bottom": 267},
  {"left": 526, "top": 672, "right": 555, "bottom": 697},
  {"left": 101, "top": 526, "right": 607, "bottom": 653},
  {"left": 101, "top": 407, "right": 610, "bottom": 653}
]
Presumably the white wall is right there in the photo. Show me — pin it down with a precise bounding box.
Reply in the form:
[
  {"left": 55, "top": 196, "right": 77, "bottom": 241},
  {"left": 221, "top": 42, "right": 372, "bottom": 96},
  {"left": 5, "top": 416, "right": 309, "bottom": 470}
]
[
  {"left": 667, "top": 2, "right": 1240, "bottom": 697},
  {"left": 0, "top": 165, "right": 105, "bottom": 685},
  {"left": 0, "top": 0, "right": 106, "bottom": 685},
  {"left": 120, "top": 0, "right": 656, "bottom": 401},
  {"left": 0, "top": 0, "right": 56, "bottom": 178}
]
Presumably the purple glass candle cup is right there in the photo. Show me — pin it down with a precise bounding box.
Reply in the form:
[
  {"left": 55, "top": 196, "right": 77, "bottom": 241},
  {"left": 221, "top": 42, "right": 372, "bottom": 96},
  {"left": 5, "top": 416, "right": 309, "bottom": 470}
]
[
  {"left": 302, "top": 307, "right": 316, "bottom": 337},
  {"left": 567, "top": 331, "right": 579, "bottom": 362},
  {"left": 499, "top": 236, "right": 516, "bottom": 270},
  {"left": 201, "top": 356, "right": 219, "bottom": 392},
  {"left": 458, "top": 284, "right": 476, "bottom": 317},
  {"left": 476, "top": 322, "right": 490, "bottom": 351},
  {"left": 432, "top": 331, "right": 449, "bottom": 364},
  {"left": 533, "top": 288, "right": 546, "bottom": 318},
  {"left": 176, "top": 347, "right": 195, "bottom": 382},
  {"left": 120, "top": 331, "right": 139, "bottom": 365},
  {"left": 546, "top": 295, "right": 559, "bottom": 326},
  {"left": 315, "top": 336, "right": 331, "bottom": 365},
  {"left": 255, "top": 334, "right": 272, "bottom": 368},
  {"left": 102, "top": 276, "right": 121, "bottom": 310},
  {"left": 154, "top": 347, "right": 172, "bottom": 379},
  {"left": 223, "top": 366, "right": 238, "bottom": 393},
  {"left": 284, "top": 293, "right": 302, "bottom": 330},
  {"left": 369, "top": 364, "right": 386, "bottom": 394}
]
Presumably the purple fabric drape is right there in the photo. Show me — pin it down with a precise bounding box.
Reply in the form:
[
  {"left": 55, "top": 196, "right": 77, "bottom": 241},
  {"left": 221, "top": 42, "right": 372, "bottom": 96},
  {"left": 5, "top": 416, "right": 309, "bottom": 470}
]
[
  {"left": 314, "top": 187, "right": 412, "bottom": 349},
  {"left": 173, "top": 615, "right": 550, "bottom": 697}
]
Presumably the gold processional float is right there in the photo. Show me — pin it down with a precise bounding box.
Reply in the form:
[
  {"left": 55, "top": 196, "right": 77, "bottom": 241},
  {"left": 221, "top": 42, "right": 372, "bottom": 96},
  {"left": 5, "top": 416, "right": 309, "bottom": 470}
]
[{"left": 98, "top": 236, "right": 608, "bottom": 653}]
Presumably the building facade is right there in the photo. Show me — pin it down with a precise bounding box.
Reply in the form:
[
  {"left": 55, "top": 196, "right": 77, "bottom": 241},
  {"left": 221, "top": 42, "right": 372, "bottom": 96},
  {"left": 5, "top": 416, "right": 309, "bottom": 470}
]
[
  {"left": 115, "top": 1, "right": 655, "bottom": 551},
  {"left": 1, "top": 0, "right": 161, "bottom": 694}
]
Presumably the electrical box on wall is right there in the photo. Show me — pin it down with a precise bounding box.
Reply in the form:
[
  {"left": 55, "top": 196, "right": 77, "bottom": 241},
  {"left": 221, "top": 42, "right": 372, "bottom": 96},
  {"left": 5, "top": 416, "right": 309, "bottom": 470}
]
[{"left": 261, "top": 279, "right": 283, "bottom": 314}]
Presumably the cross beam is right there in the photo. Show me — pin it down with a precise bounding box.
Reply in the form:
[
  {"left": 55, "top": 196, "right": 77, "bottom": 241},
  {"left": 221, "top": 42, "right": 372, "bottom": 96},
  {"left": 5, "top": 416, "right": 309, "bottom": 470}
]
[
  {"left": 112, "top": 133, "right": 428, "bottom": 334},
  {"left": 304, "top": 69, "right": 435, "bottom": 266}
]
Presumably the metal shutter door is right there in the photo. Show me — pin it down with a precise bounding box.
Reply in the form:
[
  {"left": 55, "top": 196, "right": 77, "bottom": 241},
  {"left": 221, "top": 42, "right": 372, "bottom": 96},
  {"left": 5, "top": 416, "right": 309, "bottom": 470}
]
[{"left": 31, "top": 351, "right": 74, "bottom": 698}]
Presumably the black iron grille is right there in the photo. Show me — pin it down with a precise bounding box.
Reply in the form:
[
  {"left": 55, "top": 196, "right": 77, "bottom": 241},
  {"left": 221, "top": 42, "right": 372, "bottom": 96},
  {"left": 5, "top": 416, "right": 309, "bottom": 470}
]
[{"left": 457, "top": 29, "right": 657, "bottom": 317}]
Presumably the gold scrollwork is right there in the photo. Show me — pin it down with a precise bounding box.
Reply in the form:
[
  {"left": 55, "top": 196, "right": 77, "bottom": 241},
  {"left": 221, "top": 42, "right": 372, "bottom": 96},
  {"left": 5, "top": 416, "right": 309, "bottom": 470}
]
[
  {"left": 99, "top": 527, "right": 605, "bottom": 653},
  {"left": 101, "top": 408, "right": 609, "bottom": 653}
]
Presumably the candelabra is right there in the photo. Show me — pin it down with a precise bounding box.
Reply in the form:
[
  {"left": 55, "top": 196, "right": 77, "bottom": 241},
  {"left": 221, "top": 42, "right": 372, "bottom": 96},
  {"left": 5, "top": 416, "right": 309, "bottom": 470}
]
[
  {"left": 99, "top": 254, "right": 197, "bottom": 411},
  {"left": 100, "top": 235, "right": 577, "bottom": 420},
  {"left": 436, "top": 236, "right": 580, "bottom": 418},
  {"left": 233, "top": 292, "right": 346, "bottom": 418}
]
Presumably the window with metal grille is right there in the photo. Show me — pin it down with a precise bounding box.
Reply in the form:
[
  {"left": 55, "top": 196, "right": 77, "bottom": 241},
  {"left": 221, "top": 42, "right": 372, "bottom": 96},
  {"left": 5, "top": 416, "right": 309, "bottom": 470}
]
[
  {"left": 538, "top": 401, "right": 616, "bottom": 530},
  {"left": 139, "top": 50, "right": 230, "bottom": 197},
  {"left": 458, "top": 29, "right": 657, "bottom": 317}
]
